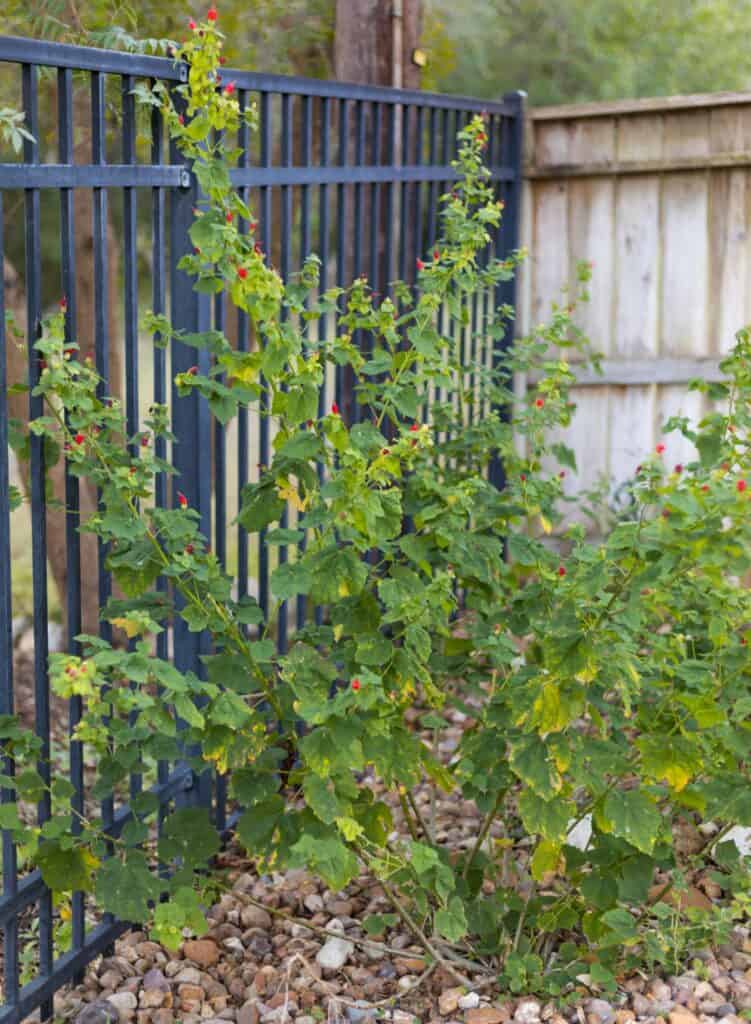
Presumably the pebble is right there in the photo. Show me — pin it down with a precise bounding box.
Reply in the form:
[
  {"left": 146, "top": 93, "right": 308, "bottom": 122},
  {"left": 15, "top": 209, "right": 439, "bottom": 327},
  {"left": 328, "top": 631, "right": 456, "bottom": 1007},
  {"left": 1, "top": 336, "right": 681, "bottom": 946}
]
[
  {"left": 241, "top": 906, "right": 273, "bottom": 930},
  {"left": 439, "top": 987, "right": 464, "bottom": 1016},
  {"left": 466, "top": 1010, "right": 511, "bottom": 1024},
  {"left": 184, "top": 939, "right": 221, "bottom": 968},
  {"left": 315, "top": 918, "right": 354, "bottom": 971},
  {"left": 515, "top": 1000, "right": 542, "bottom": 1024},
  {"left": 75, "top": 1001, "right": 121, "bottom": 1024},
  {"left": 585, "top": 1000, "right": 615, "bottom": 1024},
  {"left": 106, "top": 992, "right": 138, "bottom": 1020},
  {"left": 459, "top": 992, "right": 481, "bottom": 1010}
]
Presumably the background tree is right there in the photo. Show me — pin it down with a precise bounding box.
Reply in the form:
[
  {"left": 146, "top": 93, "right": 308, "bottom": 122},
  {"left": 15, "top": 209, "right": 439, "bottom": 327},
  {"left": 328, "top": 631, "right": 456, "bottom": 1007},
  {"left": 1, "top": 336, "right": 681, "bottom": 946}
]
[{"left": 424, "top": 0, "right": 751, "bottom": 105}]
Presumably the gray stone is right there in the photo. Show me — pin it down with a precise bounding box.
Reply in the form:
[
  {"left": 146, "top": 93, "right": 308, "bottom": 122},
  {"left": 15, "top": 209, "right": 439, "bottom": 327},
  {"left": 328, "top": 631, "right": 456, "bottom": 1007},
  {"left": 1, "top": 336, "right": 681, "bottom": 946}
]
[
  {"left": 717, "top": 1005, "right": 738, "bottom": 1017},
  {"left": 346, "top": 1001, "right": 378, "bottom": 1023},
  {"left": 458, "top": 993, "right": 481, "bottom": 1011},
  {"left": 74, "top": 1001, "right": 121, "bottom": 1024},
  {"left": 105, "top": 992, "right": 138, "bottom": 1021},
  {"left": 240, "top": 906, "right": 272, "bottom": 930},
  {"left": 316, "top": 918, "right": 354, "bottom": 971},
  {"left": 585, "top": 1000, "right": 615, "bottom": 1024}
]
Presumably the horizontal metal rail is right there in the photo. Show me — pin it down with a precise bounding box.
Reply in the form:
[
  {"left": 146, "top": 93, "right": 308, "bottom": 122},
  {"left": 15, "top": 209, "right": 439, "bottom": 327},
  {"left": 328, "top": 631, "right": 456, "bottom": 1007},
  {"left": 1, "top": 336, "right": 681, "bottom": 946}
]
[
  {"left": 0, "top": 34, "right": 186, "bottom": 80},
  {"left": 0, "top": 165, "right": 187, "bottom": 189},
  {"left": 0, "top": 765, "right": 193, "bottom": 927},
  {"left": 0, "top": 917, "right": 131, "bottom": 1024},
  {"left": 230, "top": 164, "right": 516, "bottom": 188}
]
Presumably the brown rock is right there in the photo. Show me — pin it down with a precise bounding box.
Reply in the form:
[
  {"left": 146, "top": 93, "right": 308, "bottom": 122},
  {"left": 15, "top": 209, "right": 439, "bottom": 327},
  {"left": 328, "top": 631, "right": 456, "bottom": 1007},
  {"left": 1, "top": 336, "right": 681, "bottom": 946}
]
[
  {"left": 647, "top": 885, "right": 713, "bottom": 912},
  {"left": 152, "top": 1011, "right": 175, "bottom": 1024},
  {"left": 178, "top": 984, "right": 204, "bottom": 1013},
  {"left": 183, "top": 939, "right": 220, "bottom": 968},
  {"left": 466, "top": 1009, "right": 510, "bottom": 1024},
  {"left": 615, "top": 1013, "right": 635, "bottom": 1024},
  {"left": 395, "top": 957, "right": 427, "bottom": 974},
  {"left": 669, "top": 1013, "right": 701, "bottom": 1024},
  {"left": 439, "top": 987, "right": 464, "bottom": 1016},
  {"left": 237, "top": 1004, "right": 260, "bottom": 1024}
]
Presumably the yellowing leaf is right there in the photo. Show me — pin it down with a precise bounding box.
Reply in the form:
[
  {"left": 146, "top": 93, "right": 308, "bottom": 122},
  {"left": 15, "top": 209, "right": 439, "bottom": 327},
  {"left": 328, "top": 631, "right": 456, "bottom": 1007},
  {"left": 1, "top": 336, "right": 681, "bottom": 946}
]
[
  {"left": 531, "top": 839, "right": 564, "bottom": 881},
  {"left": 110, "top": 616, "right": 144, "bottom": 639},
  {"left": 335, "top": 816, "right": 364, "bottom": 841},
  {"left": 539, "top": 514, "right": 552, "bottom": 535}
]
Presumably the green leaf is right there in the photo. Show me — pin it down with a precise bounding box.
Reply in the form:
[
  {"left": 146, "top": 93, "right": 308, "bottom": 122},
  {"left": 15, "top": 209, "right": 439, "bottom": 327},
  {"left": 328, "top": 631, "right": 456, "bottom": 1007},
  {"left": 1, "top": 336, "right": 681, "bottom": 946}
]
[
  {"left": 601, "top": 789, "right": 662, "bottom": 855},
  {"left": 95, "top": 852, "right": 161, "bottom": 922},
  {"left": 289, "top": 832, "right": 358, "bottom": 891},
  {"left": 271, "top": 560, "right": 313, "bottom": 601},
  {"left": 510, "top": 736, "right": 562, "bottom": 798},
  {"left": 236, "top": 796, "right": 285, "bottom": 853},
  {"left": 518, "top": 790, "right": 573, "bottom": 842},
  {"left": 158, "top": 808, "right": 220, "bottom": 868},
  {"left": 435, "top": 896, "right": 468, "bottom": 942},
  {"left": 37, "top": 843, "right": 93, "bottom": 894}
]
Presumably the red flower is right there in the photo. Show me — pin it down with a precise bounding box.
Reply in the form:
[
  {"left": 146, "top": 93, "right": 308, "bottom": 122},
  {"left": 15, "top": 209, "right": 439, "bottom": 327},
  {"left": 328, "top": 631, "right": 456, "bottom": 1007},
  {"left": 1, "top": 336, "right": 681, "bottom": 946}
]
[
  {"left": 410, "top": 423, "right": 419, "bottom": 432},
  {"left": 74, "top": 432, "right": 85, "bottom": 445},
  {"left": 185, "top": 544, "right": 194, "bottom": 555},
  {"left": 381, "top": 447, "right": 390, "bottom": 455},
  {"left": 237, "top": 266, "right": 248, "bottom": 280},
  {"left": 738, "top": 480, "right": 747, "bottom": 493},
  {"left": 433, "top": 248, "right": 440, "bottom": 260},
  {"left": 535, "top": 398, "right": 544, "bottom": 409},
  {"left": 219, "top": 56, "right": 226, "bottom": 65},
  {"left": 636, "top": 464, "right": 643, "bottom": 474},
  {"left": 188, "top": 18, "right": 197, "bottom": 29},
  {"left": 520, "top": 473, "right": 526, "bottom": 482},
  {"left": 701, "top": 484, "right": 709, "bottom": 492},
  {"left": 178, "top": 115, "right": 185, "bottom": 126},
  {"left": 207, "top": 6, "right": 217, "bottom": 20},
  {"left": 351, "top": 678, "right": 361, "bottom": 692},
  {"left": 674, "top": 464, "right": 683, "bottom": 474},
  {"left": 655, "top": 443, "right": 665, "bottom": 454},
  {"left": 557, "top": 566, "right": 566, "bottom": 577},
  {"left": 559, "top": 470, "right": 566, "bottom": 479},
  {"left": 226, "top": 211, "right": 233, "bottom": 223},
  {"left": 188, "top": 365, "right": 198, "bottom": 376},
  {"left": 416, "top": 258, "right": 425, "bottom": 271},
  {"left": 224, "top": 82, "right": 235, "bottom": 96},
  {"left": 141, "top": 435, "right": 149, "bottom": 447},
  {"left": 59, "top": 296, "right": 68, "bottom": 311},
  {"left": 177, "top": 491, "right": 188, "bottom": 508},
  {"left": 129, "top": 467, "right": 136, "bottom": 475},
  {"left": 331, "top": 401, "right": 340, "bottom": 416}
]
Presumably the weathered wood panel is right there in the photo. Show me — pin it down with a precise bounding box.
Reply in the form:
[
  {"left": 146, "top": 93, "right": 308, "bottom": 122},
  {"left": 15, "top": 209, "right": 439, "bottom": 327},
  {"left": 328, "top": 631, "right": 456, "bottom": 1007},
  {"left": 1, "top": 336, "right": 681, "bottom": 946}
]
[{"left": 521, "top": 91, "right": 751, "bottom": 515}]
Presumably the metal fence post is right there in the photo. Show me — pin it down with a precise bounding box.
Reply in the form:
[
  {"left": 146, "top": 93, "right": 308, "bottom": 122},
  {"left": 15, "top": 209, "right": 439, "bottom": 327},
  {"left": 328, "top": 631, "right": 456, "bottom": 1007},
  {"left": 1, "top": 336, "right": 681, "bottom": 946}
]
[
  {"left": 489, "top": 90, "right": 525, "bottom": 491},
  {"left": 169, "top": 95, "right": 213, "bottom": 810}
]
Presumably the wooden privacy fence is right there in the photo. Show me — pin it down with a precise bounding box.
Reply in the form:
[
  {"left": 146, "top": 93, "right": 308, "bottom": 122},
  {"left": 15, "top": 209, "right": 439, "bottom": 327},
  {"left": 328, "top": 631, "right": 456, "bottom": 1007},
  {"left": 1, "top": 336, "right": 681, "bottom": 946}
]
[{"left": 519, "top": 90, "right": 751, "bottom": 504}]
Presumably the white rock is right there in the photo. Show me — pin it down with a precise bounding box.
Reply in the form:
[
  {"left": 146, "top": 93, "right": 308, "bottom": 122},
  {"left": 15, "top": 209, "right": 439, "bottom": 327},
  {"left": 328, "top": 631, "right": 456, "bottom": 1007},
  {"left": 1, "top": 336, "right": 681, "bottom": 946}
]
[
  {"left": 566, "top": 815, "right": 592, "bottom": 851},
  {"left": 458, "top": 992, "right": 481, "bottom": 1010},
  {"left": 723, "top": 827, "right": 751, "bottom": 857},
  {"left": 316, "top": 918, "right": 354, "bottom": 971},
  {"left": 515, "top": 999, "right": 542, "bottom": 1024}
]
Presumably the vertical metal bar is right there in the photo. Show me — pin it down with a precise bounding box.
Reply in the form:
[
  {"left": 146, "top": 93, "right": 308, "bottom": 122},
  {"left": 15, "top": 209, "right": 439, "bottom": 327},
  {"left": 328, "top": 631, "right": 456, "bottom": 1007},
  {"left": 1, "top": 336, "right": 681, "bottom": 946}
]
[
  {"left": 297, "top": 94, "right": 313, "bottom": 629},
  {"left": 90, "top": 71, "right": 117, "bottom": 870},
  {"left": 398, "top": 104, "right": 411, "bottom": 285},
  {"left": 335, "top": 98, "right": 349, "bottom": 416},
  {"left": 169, "top": 86, "right": 213, "bottom": 810},
  {"left": 489, "top": 93, "right": 524, "bottom": 491},
  {"left": 213, "top": 259, "right": 227, "bottom": 832},
  {"left": 58, "top": 64, "right": 86, "bottom": 965},
  {"left": 236, "top": 91, "right": 250, "bottom": 614},
  {"left": 369, "top": 102, "right": 382, "bottom": 300},
  {"left": 314, "top": 97, "right": 330, "bottom": 629},
  {"left": 383, "top": 104, "right": 396, "bottom": 297},
  {"left": 150, "top": 91, "right": 170, "bottom": 834},
  {"left": 0, "top": 192, "right": 20, "bottom": 1015},
  {"left": 276, "top": 93, "right": 293, "bottom": 654},
  {"left": 122, "top": 74, "right": 143, "bottom": 803},
  {"left": 258, "top": 92, "right": 272, "bottom": 623},
  {"left": 23, "top": 62, "right": 53, "bottom": 1016}
]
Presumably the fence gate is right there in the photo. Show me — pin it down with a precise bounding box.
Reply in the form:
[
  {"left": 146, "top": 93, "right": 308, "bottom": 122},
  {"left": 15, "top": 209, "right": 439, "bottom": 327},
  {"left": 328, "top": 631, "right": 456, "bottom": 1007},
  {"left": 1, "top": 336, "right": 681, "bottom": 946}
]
[{"left": 0, "top": 33, "right": 524, "bottom": 1023}]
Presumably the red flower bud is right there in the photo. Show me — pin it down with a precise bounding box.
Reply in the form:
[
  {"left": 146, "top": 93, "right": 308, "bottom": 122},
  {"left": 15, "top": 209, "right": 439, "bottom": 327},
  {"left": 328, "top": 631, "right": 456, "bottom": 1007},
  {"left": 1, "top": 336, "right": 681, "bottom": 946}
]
[
  {"left": 188, "top": 18, "right": 196, "bottom": 29},
  {"left": 185, "top": 544, "right": 194, "bottom": 555},
  {"left": 655, "top": 443, "right": 666, "bottom": 454},
  {"left": 178, "top": 114, "right": 185, "bottom": 126},
  {"left": 207, "top": 6, "right": 217, "bottom": 20},
  {"left": 381, "top": 447, "right": 390, "bottom": 455},
  {"left": 701, "top": 484, "right": 710, "bottom": 492},
  {"left": 129, "top": 466, "right": 136, "bottom": 475},
  {"left": 188, "top": 365, "right": 198, "bottom": 375},
  {"left": 254, "top": 243, "right": 263, "bottom": 256},
  {"left": 535, "top": 398, "right": 544, "bottom": 409},
  {"left": 557, "top": 565, "right": 566, "bottom": 577},
  {"left": 351, "top": 678, "right": 361, "bottom": 692},
  {"left": 74, "top": 432, "right": 85, "bottom": 445},
  {"left": 674, "top": 464, "right": 683, "bottom": 474},
  {"left": 59, "top": 295, "right": 68, "bottom": 311},
  {"left": 237, "top": 266, "right": 248, "bottom": 280},
  {"left": 177, "top": 491, "right": 188, "bottom": 508},
  {"left": 410, "top": 423, "right": 419, "bottom": 432},
  {"left": 141, "top": 435, "right": 150, "bottom": 447},
  {"left": 219, "top": 56, "right": 226, "bottom": 64},
  {"left": 224, "top": 82, "right": 235, "bottom": 96},
  {"left": 416, "top": 258, "right": 425, "bottom": 271},
  {"left": 433, "top": 248, "right": 440, "bottom": 260},
  {"left": 738, "top": 479, "right": 747, "bottom": 493},
  {"left": 226, "top": 211, "right": 233, "bottom": 223},
  {"left": 331, "top": 401, "right": 340, "bottom": 416},
  {"left": 559, "top": 470, "right": 566, "bottom": 479},
  {"left": 520, "top": 473, "right": 526, "bottom": 482}
]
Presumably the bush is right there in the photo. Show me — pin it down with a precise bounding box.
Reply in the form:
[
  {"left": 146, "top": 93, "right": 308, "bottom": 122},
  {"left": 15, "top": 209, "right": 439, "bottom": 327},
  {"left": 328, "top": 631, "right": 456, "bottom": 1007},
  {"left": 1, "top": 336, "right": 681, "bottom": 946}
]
[{"left": 4, "top": 11, "right": 751, "bottom": 994}]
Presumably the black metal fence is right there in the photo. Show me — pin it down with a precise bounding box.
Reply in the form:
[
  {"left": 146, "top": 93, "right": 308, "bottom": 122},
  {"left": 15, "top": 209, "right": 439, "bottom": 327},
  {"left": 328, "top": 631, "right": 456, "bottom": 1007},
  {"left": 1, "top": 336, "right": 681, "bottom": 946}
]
[{"left": 0, "top": 32, "right": 523, "bottom": 1023}]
